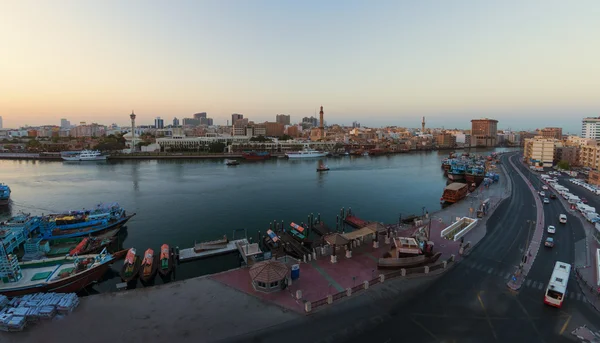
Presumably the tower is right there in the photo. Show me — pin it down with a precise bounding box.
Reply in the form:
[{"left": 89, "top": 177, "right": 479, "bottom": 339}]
[
  {"left": 319, "top": 106, "right": 324, "bottom": 138},
  {"left": 422, "top": 116, "right": 426, "bottom": 133},
  {"left": 130, "top": 111, "right": 136, "bottom": 153}
]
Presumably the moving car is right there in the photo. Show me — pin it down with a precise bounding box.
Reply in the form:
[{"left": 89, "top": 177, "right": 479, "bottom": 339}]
[
  {"left": 543, "top": 198, "right": 550, "bottom": 204},
  {"left": 545, "top": 237, "right": 555, "bottom": 248},
  {"left": 547, "top": 225, "right": 556, "bottom": 234},
  {"left": 559, "top": 214, "right": 567, "bottom": 224},
  {"left": 540, "top": 191, "right": 546, "bottom": 197},
  {"left": 550, "top": 194, "right": 557, "bottom": 199},
  {"left": 542, "top": 185, "right": 549, "bottom": 190}
]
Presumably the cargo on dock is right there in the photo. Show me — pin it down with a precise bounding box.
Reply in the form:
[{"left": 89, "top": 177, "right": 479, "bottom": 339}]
[
  {"left": 193, "top": 235, "right": 229, "bottom": 252},
  {"left": 179, "top": 239, "right": 248, "bottom": 262},
  {"left": 441, "top": 182, "right": 468, "bottom": 203}
]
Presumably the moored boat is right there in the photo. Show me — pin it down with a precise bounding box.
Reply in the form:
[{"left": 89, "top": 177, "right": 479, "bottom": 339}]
[
  {"left": 441, "top": 183, "right": 468, "bottom": 203},
  {"left": 285, "top": 144, "right": 327, "bottom": 159},
  {"left": 0, "top": 183, "right": 10, "bottom": 206},
  {"left": 158, "top": 244, "right": 173, "bottom": 278},
  {"left": 139, "top": 248, "right": 158, "bottom": 284},
  {"left": 0, "top": 247, "right": 114, "bottom": 297},
  {"left": 447, "top": 165, "right": 466, "bottom": 181},
  {"left": 242, "top": 151, "right": 271, "bottom": 160},
  {"left": 225, "top": 159, "right": 240, "bottom": 166},
  {"left": 61, "top": 150, "right": 107, "bottom": 161},
  {"left": 39, "top": 203, "right": 135, "bottom": 240},
  {"left": 120, "top": 248, "right": 141, "bottom": 283}
]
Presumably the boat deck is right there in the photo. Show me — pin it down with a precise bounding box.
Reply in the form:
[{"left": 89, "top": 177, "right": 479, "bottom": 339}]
[
  {"left": 179, "top": 239, "right": 249, "bottom": 262},
  {"left": 0, "top": 264, "right": 59, "bottom": 291}
]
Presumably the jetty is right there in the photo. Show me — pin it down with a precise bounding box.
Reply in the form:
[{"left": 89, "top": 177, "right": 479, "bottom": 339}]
[{"left": 179, "top": 239, "right": 249, "bottom": 262}]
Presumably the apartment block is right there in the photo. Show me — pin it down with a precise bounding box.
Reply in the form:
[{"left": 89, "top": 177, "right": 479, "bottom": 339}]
[{"left": 524, "top": 136, "right": 556, "bottom": 167}]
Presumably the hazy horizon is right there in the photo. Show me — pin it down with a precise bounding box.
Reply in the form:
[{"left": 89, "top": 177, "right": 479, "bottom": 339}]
[{"left": 1, "top": 0, "right": 598, "bottom": 133}]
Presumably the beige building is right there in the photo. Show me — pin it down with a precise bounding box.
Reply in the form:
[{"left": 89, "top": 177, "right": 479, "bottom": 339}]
[
  {"left": 579, "top": 145, "right": 600, "bottom": 170},
  {"left": 539, "top": 127, "right": 563, "bottom": 140},
  {"left": 524, "top": 136, "right": 556, "bottom": 167}
]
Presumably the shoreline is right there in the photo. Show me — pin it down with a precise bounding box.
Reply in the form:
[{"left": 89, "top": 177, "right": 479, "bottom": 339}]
[{"left": 0, "top": 147, "right": 517, "bottom": 162}]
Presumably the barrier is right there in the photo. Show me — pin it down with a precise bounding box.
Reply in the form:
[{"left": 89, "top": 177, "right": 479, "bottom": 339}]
[
  {"left": 440, "top": 217, "right": 479, "bottom": 241},
  {"left": 309, "top": 257, "right": 455, "bottom": 310}
]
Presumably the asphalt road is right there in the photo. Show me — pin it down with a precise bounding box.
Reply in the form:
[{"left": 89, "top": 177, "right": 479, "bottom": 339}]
[{"left": 227, "top": 153, "right": 600, "bottom": 343}]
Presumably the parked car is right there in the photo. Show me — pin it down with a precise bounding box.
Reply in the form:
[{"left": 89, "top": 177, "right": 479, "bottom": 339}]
[
  {"left": 581, "top": 198, "right": 588, "bottom": 204},
  {"left": 547, "top": 225, "right": 556, "bottom": 234}
]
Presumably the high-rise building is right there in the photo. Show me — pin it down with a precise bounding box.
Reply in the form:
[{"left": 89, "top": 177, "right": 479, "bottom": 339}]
[
  {"left": 60, "top": 118, "right": 70, "bottom": 128},
  {"left": 194, "top": 112, "right": 207, "bottom": 120},
  {"left": 264, "top": 122, "right": 285, "bottom": 137},
  {"left": 275, "top": 114, "right": 291, "bottom": 125},
  {"left": 471, "top": 118, "right": 498, "bottom": 147},
  {"left": 207, "top": 118, "right": 213, "bottom": 126},
  {"left": 539, "top": 127, "right": 562, "bottom": 140},
  {"left": 302, "top": 116, "right": 318, "bottom": 127},
  {"left": 582, "top": 117, "right": 600, "bottom": 140},
  {"left": 0, "top": 116, "right": 2, "bottom": 129},
  {"left": 232, "top": 114, "right": 243, "bottom": 126},
  {"left": 154, "top": 117, "right": 164, "bottom": 129},
  {"left": 352, "top": 121, "right": 361, "bottom": 128},
  {"left": 173, "top": 117, "right": 180, "bottom": 127},
  {"left": 182, "top": 118, "right": 200, "bottom": 126}
]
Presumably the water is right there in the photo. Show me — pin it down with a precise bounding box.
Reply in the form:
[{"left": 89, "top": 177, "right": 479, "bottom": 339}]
[{"left": 0, "top": 147, "right": 514, "bottom": 291}]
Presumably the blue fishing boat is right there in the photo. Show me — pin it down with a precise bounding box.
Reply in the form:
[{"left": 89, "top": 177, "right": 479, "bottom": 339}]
[
  {"left": 447, "top": 164, "right": 466, "bottom": 181},
  {"left": 0, "top": 213, "right": 42, "bottom": 254},
  {"left": 0, "top": 183, "right": 10, "bottom": 206},
  {"left": 38, "top": 203, "right": 135, "bottom": 240}
]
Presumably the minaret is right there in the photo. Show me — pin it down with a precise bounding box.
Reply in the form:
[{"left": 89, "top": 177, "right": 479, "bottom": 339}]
[
  {"left": 130, "top": 110, "right": 136, "bottom": 153},
  {"left": 319, "top": 106, "right": 324, "bottom": 138},
  {"left": 422, "top": 116, "right": 426, "bottom": 133}
]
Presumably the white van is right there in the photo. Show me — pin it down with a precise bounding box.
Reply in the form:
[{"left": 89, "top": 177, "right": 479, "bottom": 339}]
[{"left": 559, "top": 214, "right": 567, "bottom": 224}]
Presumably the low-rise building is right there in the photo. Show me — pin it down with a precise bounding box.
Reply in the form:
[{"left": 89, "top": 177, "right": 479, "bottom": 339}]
[
  {"left": 588, "top": 170, "right": 600, "bottom": 186},
  {"left": 524, "top": 136, "right": 556, "bottom": 167},
  {"left": 435, "top": 132, "right": 456, "bottom": 149}
]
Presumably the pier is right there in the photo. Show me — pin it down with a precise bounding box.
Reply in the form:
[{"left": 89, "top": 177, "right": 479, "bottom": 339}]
[{"left": 178, "top": 239, "right": 249, "bottom": 262}]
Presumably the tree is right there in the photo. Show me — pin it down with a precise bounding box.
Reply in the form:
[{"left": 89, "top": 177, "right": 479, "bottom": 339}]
[
  {"left": 250, "top": 135, "right": 272, "bottom": 142},
  {"left": 557, "top": 160, "right": 570, "bottom": 170},
  {"left": 279, "top": 134, "right": 293, "bottom": 141},
  {"left": 208, "top": 142, "right": 226, "bottom": 153}
]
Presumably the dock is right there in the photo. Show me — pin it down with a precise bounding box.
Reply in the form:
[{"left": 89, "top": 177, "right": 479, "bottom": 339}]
[
  {"left": 179, "top": 239, "right": 249, "bottom": 262},
  {"left": 344, "top": 214, "right": 369, "bottom": 229}
]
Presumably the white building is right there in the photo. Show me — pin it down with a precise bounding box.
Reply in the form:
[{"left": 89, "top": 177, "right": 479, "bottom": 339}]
[
  {"left": 582, "top": 117, "right": 600, "bottom": 140},
  {"left": 0, "top": 116, "right": 3, "bottom": 129}
]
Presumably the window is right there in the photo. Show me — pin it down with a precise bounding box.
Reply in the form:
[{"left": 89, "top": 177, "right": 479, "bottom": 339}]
[
  {"left": 269, "top": 281, "right": 278, "bottom": 288},
  {"left": 257, "top": 281, "right": 266, "bottom": 288}
]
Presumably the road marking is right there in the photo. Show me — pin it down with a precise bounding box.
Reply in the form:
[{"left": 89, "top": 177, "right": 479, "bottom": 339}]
[
  {"left": 410, "top": 317, "right": 439, "bottom": 341},
  {"left": 477, "top": 291, "right": 498, "bottom": 341},
  {"left": 504, "top": 272, "right": 511, "bottom": 279},
  {"left": 488, "top": 268, "right": 493, "bottom": 274},
  {"left": 577, "top": 293, "right": 581, "bottom": 301},
  {"left": 537, "top": 283, "right": 544, "bottom": 290},
  {"left": 569, "top": 293, "right": 574, "bottom": 299},
  {"left": 559, "top": 315, "right": 571, "bottom": 335},
  {"left": 526, "top": 280, "right": 532, "bottom": 287},
  {"left": 531, "top": 281, "right": 537, "bottom": 288}
]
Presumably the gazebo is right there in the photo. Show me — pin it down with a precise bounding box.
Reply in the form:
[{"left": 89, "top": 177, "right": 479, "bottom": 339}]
[{"left": 249, "top": 260, "right": 289, "bottom": 293}]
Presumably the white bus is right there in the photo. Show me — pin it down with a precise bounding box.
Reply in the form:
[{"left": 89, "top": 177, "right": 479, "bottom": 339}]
[{"left": 544, "top": 261, "right": 571, "bottom": 308}]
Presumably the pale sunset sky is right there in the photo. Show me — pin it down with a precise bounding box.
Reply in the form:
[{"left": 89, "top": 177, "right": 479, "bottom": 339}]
[{"left": 0, "top": 0, "right": 599, "bottom": 132}]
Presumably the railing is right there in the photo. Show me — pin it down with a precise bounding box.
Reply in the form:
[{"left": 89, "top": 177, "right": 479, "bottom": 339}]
[{"left": 308, "top": 257, "right": 453, "bottom": 312}]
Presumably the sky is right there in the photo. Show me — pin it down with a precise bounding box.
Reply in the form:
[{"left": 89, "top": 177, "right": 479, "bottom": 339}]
[{"left": 0, "top": 0, "right": 599, "bottom": 133}]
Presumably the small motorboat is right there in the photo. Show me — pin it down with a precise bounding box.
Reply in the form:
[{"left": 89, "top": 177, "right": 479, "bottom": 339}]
[
  {"left": 225, "top": 159, "right": 240, "bottom": 166},
  {"left": 317, "top": 165, "right": 330, "bottom": 172},
  {"left": 158, "top": 244, "right": 174, "bottom": 278},
  {"left": 120, "top": 248, "right": 141, "bottom": 283},
  {"left": 139, "top": 248, "right": 158, "bottom": 284}
]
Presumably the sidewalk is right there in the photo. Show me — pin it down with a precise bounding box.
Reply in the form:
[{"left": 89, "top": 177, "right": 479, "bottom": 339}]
[{"left": 506, "top": 154, "right": 545, "bottom": 291}]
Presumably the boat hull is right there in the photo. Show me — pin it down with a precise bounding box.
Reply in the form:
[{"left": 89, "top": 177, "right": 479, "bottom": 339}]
[
  {"left": 44, "top": 214, "right": 134, "bottom": 240},
  {"left": 62, "top": 156, "right": 107, "bottom": 161},
  {"left": 139, "top": 255, "right": 158, "bottom": 284},
  {"left": 286, "top": 153, "right": 328, "bottom": 159},
  {"left": 0, "top": 198, "right": 9, "bottom": 206},
  {"left": 447, "top": 173, "right": 464, "bottom": 181},
  {"left": 120, "top": 257, "right": 141, "bottom": 283},
  {"left": 0, "top": 258, "right": 113, "bottom": 297},
  {"left": 377, "top": 252, "right": 442, "bottom": 270}
]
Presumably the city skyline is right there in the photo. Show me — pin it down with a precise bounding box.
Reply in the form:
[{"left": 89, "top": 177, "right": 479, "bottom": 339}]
[{"left": 1, "top": 1, "right": 598, "bottom": 133}]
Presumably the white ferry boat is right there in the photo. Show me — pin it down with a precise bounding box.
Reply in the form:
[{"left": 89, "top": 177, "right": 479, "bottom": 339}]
[
  {"left": 285, "top": 144, "right": 328, "bottom": 159},
  {"left": 61, "top": 150, "right": 107, "bottom": 161}
]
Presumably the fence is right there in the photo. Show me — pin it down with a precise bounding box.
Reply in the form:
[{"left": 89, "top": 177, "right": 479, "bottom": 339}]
[{"left": 308, "top": 256, "right": 454, "bottom": 312}]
